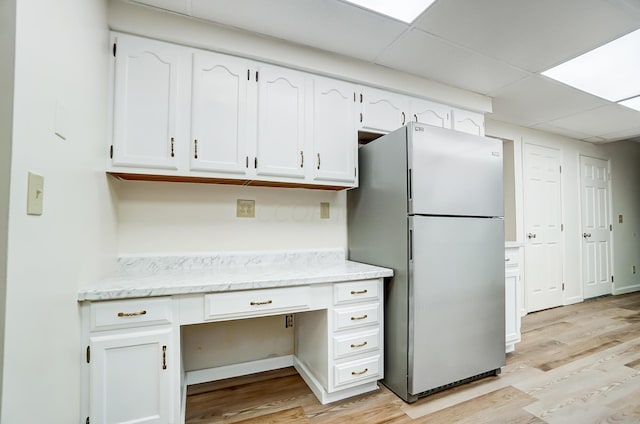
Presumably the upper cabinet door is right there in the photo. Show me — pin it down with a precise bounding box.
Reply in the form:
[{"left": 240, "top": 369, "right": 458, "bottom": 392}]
[
  {"left": 359, "top": 87, "right": 409, "bottom": 134},
  {"left": 451, "top": 108, "right": 485, "bottom": 136},
  {"left": 256, "top": 64, "right": 306, "bottom": 179},
  {"left": 312, "top": 77, "right": 357, "bottom": 184},
  {"left": 410, "top": 98, "right": 451, "bottom": 129},
  {"left": 190, "top": 51, "right": 249, "bottom": 175},
  {"left": 112, "top": 34, "right": 180, "bottom": 170}
]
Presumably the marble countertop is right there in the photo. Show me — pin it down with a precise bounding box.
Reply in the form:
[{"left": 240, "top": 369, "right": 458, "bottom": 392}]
[{"left": 78, "top": 249, "right": 393, "bottom": 302}]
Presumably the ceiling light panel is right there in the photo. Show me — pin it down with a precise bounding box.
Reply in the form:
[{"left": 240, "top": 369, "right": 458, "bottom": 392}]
[
  {"left": 341, "top": 0, "right": 436, "bottom": 23},
  {"left": 542, "top": 28, "right": 640, "bottom": 102}
]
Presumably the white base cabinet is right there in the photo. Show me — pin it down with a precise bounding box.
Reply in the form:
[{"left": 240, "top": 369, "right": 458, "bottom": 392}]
[{"left": 505, "top": 246, "right": 522, "bottom": 353}]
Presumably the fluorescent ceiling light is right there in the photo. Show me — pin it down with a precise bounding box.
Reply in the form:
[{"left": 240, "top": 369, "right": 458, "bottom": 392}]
[
  {"left": 542, "top": 28, "right": 640, "bottom": 103},
  {"left": 341, "top": 0, "right": 436, "bottom": 23},
  {"left": 619, "top": 96, "right": 640, "bottom": 112}
]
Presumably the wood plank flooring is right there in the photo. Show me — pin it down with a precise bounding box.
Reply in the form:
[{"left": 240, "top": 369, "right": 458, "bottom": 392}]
[{"left": 186, "top": 292, "right": 640, "bottom": 423}]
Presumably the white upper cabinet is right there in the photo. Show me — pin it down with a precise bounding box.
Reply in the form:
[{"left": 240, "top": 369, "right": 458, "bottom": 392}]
[
  {"left": 451, "top": 108, "right": 485, "bottom": 136},
  {"left": 189, "top": 51, "right": 250, "bottom": 175},
  {"left": 312, "top": 76, "right": 357, "bottom": 184},
  {"left": 358, "top": 86, "right": 409, "bottom": 134},
  {"left": 410, "top": 98, "right": 451, "bottom": 129},
  {"left": 111, "top": 34, "right": 180, "bottom": 170},
  {"left": 255, "top": 64, "right": 307, "bottom": 179}
]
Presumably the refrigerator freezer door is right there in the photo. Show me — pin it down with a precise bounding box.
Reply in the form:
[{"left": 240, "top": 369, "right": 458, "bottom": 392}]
[
  {"left": 408, "top": 216, "right": 505, "bottom": 395},
  {"left": 408, "top": 123, "right": 503, "bottom": 217}
]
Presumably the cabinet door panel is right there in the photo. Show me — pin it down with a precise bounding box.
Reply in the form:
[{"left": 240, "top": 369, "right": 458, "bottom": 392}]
[
  {"left": 190, "top": 51, "right": 249, "bottom": 175},
  {"left": 90, "top": 327, "right": 172, "bottom": 424},
  {"left": 256, "top": 65, "right": 306, "bottom": 179},
  {"left": 313, "top": 77, "right": 357, "bottom": 184},
  {"left": 359, "top": 87, "right": 408, "bottom": 134},
  {"left": 451, "top": 108, "right": 485, "bottom": 136},
  {"left": 410, "top": 98, "right": 451, "bottom": 128},
  {"left": 112, "top": 35, "right": 179, "bottom": 169}
]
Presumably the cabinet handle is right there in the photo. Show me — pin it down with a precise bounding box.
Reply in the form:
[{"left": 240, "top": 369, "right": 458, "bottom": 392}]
[
  {"left": 194, "top": 139, "right": 198, "bottom": 159},
  {"left": 162, "top": 345, "right": 167, "bottom": 370},
  {"left": 317, "top": 153, "right": 321, "bottom": 170},
  {"left": 246, "top": 156, "right": 249, "bottom": 168},
  {"left": 350, "top": 314, "right": 368, "bottom": 321},
  {"left": 117, "top": 310, "right": 147, "bottom": 317},
  {"left": 414, "top": 114, "right": 418, "bottom": 122},
  {"left": 505, "top": 258, "right": 511, "bottom": 262},
  {"left": 170, "top": 137, "right": 175, "bottom": 158},
  {"left": 402, "top": 112, "right": 406, "bottom": 126},
  {"left": 250, "top": 300, "right": 273, "bottom": 306},
  {"left": 300, "top": 150, "right": 304, "bottom": 168},
  {"left": 360, "top": 113, "right": 363, "bottom": 123},
  {"left": 254, "top": 157, "right": 258, "bottom": 169},
  {"left": 351, "top": 368, "right": 368, "bottom": 376},
  {"left": 350, "top": 289, "right": 368, "bottom": 295},
  {"left": 350, "top": 341, "right": 368, "bottom": 348}
]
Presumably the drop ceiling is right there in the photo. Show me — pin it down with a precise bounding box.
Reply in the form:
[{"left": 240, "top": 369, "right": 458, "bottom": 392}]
[{"left": 130, "top": 0, "right": 640, "bottom": 143}]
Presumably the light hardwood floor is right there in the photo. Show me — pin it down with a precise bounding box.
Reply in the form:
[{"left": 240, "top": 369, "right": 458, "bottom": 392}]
[{"left": 186, "top": 292, "right": 640, "bottom": 423}]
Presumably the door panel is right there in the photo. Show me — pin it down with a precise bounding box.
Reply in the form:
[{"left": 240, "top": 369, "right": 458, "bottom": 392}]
[
  {"left": 409, "top": 216, "right": 505, "bottom": 395},
  {"left": 580, "top": 155, "right": 612, "bottom": 299},
  {"left": 523, "top": 143, "right": 563, "bottom": 312}
]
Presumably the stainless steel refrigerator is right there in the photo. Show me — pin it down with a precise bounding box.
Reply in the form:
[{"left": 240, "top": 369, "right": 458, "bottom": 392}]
[{"left": 348, "top": 122, "right": 505, "bottom": 403}]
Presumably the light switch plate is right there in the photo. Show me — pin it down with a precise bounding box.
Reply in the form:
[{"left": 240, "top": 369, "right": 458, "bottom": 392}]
[
  {"left": 27, "top": 172, "right": 44, "bottom": 215},
  {"left": 320, "top": 202, "right": 330, "bottom": 219},
  {"left": 237, "top": 199, "right": 255, "bottom": 218}
]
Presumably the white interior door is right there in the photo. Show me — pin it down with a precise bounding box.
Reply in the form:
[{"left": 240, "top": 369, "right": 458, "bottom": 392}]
[
  {"left": 523, "top": 143, "right": 563, "bottom": 312},
  {"left": 580, "top": 155, "right": 613, "bottom": 299}
]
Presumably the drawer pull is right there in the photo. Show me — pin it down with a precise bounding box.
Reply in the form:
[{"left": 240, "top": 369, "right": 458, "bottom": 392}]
[
  {"left": 350, "top": 341, "right": 368, "bottom": 348},
  {"left": 117, "top": 310, "right": 147, "bottom": 317},
  {"left": 351, "top": 368, "right": 368, "bottom": 376},
  {"left": 250, "top": 300, "right": 273, "bottom": 306},
  {"left": 350, "top": 289, "right": 368, "bottom": 295},
  {"left": 350, "top": 314, "right": 368, "bottom": 321}
]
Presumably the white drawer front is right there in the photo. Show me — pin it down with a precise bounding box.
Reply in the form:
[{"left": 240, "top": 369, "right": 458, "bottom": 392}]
[
  {"left": 204, "top": 286, "right": 310, "bottom": 321},
  {"left": 91, "top": 297, "right": 172, "bottom": 331},
  {"left": 333, "top": 328, "right": 379, "bottom": 359},
  {"left": 334, "top": 280, "right": 379, "bottom": 305},
  {"left": 505, "top": 248, "right": 519, "bottom": 268},
  {"left": 333, "top": 355, "right": 381, "bottom": 387},
  {"left": 334, "top": 303, "right": 379, "bottom": 331}
]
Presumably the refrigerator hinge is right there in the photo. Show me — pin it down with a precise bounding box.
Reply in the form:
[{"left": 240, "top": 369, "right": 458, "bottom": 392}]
[{"left": 611, "top": 275, "right": 614, "bottom": 283}]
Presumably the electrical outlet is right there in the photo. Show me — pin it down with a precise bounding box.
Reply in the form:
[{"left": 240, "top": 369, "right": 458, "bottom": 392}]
[
  {"left": 320, "top": 202, "right": 330, "bottom": 219},
  {"left": 27, "top": 172, "right": 44, "bottom": 216},
  {"left": 236, "top": 199, "right": 255, "bottom": 218},
  {"left": 285, "top": 314, "right": 294, "bottom": 328}
]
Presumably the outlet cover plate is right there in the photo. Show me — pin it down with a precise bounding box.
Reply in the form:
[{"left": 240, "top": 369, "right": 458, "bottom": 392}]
[
  {"left": 237, "top": 199, "right": 255, "bottom": 218},
  {"left": 27, "top": 172, "right": 44, "bottom": 215}
]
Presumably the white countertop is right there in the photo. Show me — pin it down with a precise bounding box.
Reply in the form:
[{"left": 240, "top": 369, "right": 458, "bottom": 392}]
[
  {"left": 505, "top": 241, "right": 525, "bottom": 248},
  {"left": 78, "top": 249, "right": 393, "bottom": 301}
]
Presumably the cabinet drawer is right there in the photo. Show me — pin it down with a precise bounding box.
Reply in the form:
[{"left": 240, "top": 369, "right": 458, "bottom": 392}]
[
  {"left": 333, "top": 328, "right": 380, "bottom": 359},
  {"left": 204, "top": 286, "right": 310, "bottom": 321},
  {"left": 334, "top": 280, "right": 379, "bottom": 305},
  {"left": 505, "top": 249, "right": 519, "bottom": 268},
  {"left": 334, "top": 303, "right": 379, "bottom": 331},
  {"left": 333, "top": 355, "right": 381, "bottom": 388},
  {"left": 91, "top": 297, "right": 172, "bottom": 331}
]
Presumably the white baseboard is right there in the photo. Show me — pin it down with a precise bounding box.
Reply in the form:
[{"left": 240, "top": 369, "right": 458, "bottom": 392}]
[
  {"left": 565, "top": 295, "right": 583, "bottom": 305},
  {"left": 614, "top": 284, "right": 640, "bottom": 295},
  {"left": 186, "top": 355, "right": 295, "bottom": 386}
]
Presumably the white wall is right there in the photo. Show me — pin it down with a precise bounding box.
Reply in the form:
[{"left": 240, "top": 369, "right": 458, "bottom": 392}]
[
  {"left": 0, "top": 0, "right": 16, "bottom": 415},
  {"left": 1, "top": 0, "right": 117, "bottom": 422},
  {"left": 486, "top": 119, "right": 639, "bottom": 305},
  {"left": 601, "top": 140, "right": 640, "bottom": 293}
]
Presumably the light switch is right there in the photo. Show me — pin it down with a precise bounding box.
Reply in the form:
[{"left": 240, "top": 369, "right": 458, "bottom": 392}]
[
  {"left": 27, "top": 172, "right": 44, "bottom": 215},
  {"left": 320, "top": 202, "right": 330, "bottom": 219}
]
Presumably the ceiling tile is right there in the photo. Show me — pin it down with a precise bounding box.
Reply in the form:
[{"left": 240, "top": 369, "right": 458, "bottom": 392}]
[
  {"left": 532, "top": 122, "right": 594, "bottom": 140},
  {"left": 189, "top": 0, "right": 409, "bottom": 62},
  {"left": 547, "top": 103, "right": 640, "bottom": 139},
  {"left": 375, "top": 28, "right": 529, "bottom": 94},
  {"left": 413, "top": 0, "right": 640, "bottom": 72},
  {"left": 489, "top": 75, "right": 609, "bottom": 126}
]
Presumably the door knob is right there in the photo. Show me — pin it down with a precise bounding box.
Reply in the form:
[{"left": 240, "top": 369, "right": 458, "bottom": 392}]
[
  {"left": 583, "top": 232, "right": 592, "bottom": 238},
  {"left": 527, "top": 233, "right": 537, "bottom": 239}
]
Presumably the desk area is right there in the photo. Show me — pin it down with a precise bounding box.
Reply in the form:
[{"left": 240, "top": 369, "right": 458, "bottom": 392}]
[{"left": 78, "top": 249, "right": 393, "bottom": 424}]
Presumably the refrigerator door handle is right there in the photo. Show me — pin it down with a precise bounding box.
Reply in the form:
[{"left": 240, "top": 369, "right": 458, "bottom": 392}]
[
  {"left": 408, "top": 169, "right": 413, "bottom": 200},
  {"left": 409, "top": 229, "right": 413, "bottom": 261}
]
